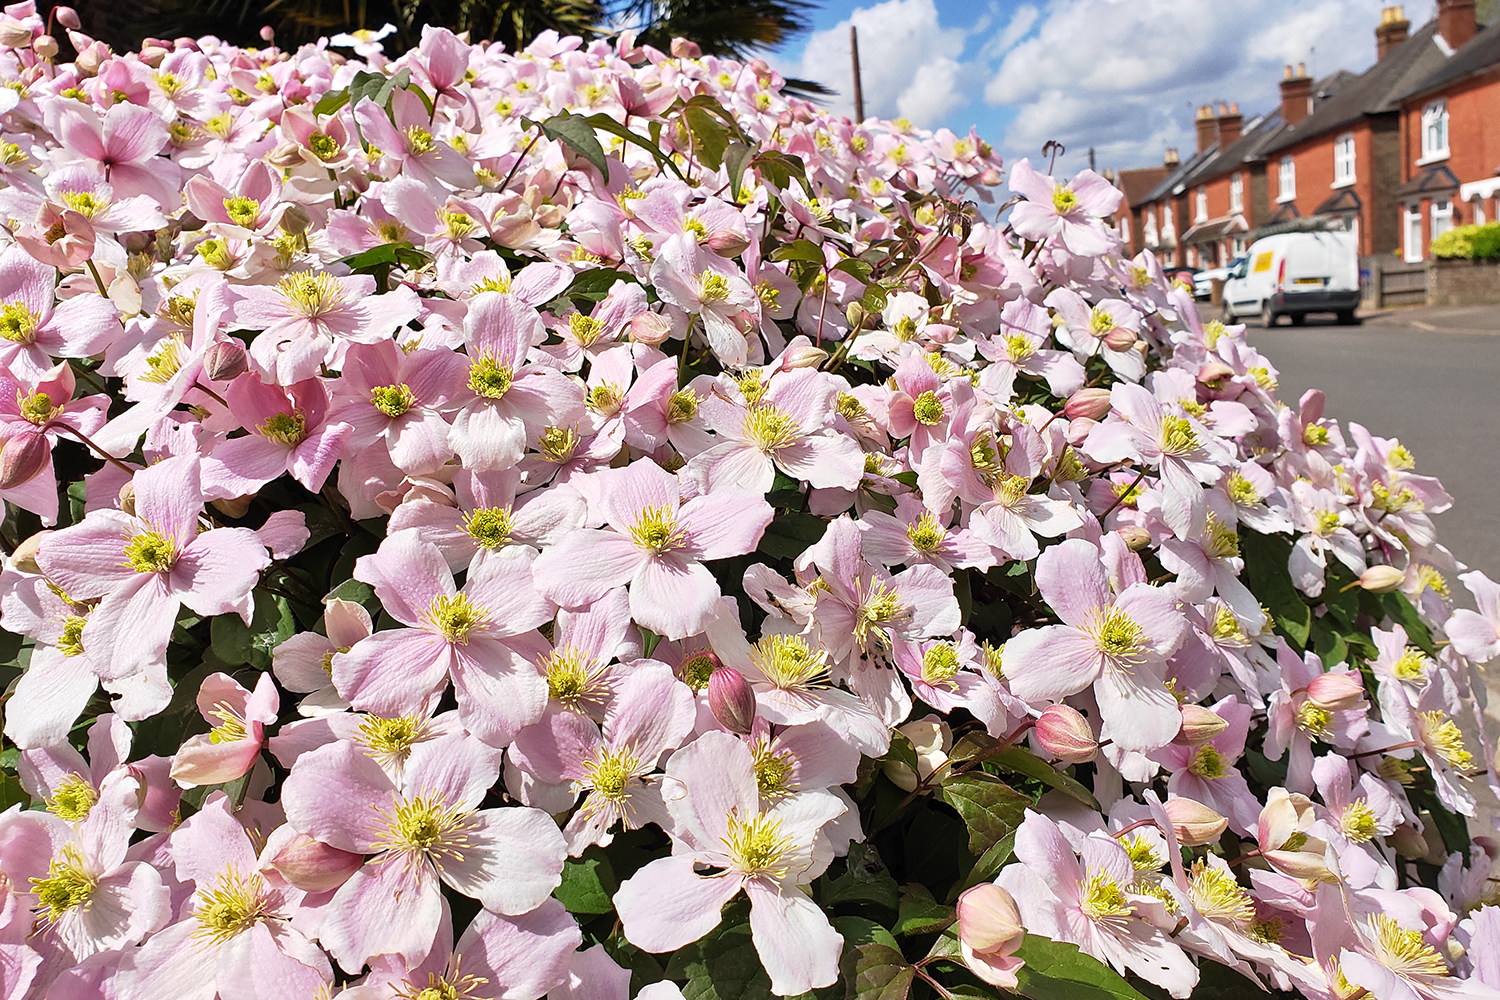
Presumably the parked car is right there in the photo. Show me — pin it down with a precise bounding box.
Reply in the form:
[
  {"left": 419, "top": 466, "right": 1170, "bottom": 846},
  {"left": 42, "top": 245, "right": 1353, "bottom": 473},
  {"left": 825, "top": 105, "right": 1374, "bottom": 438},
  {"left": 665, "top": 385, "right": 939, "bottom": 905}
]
[
  {"left": 1221, "top": 232, "right": 1361, "bottom": 326},
  {"left": 1193, "top": 256, "right": 1247, "bottom": 299}
]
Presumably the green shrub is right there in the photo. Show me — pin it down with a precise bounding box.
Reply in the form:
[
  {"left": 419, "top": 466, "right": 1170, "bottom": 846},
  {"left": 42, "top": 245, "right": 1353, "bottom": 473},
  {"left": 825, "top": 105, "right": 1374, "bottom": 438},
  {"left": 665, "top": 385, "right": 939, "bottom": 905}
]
[{"left": 1431, "top": 220, "right": 1500, "bottom": 259}]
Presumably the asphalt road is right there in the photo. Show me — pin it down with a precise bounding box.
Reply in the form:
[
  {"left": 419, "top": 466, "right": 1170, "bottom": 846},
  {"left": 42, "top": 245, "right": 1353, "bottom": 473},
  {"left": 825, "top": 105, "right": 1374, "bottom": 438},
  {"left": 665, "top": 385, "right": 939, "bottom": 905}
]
[{"left": 1244, "top": 305, "right": 1500, "bottom": 585}]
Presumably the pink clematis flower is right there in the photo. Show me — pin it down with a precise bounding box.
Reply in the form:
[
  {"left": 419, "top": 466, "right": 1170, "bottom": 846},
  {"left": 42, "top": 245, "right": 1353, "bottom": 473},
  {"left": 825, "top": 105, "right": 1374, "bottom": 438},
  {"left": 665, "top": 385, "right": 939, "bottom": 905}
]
[
  {"left": 328, "top": 340, "right": 467, "bottom": 476},
  {"left": 272, "top": 598, "right": 370, "bottom": 716},
  {"left": 1007, "top": 158, "right": 1122, "bottom": 257},
  {"left": 201, "top": 373, "right": 352, "bottom": 498},
  {"left": 0, "top": 360, "right": 108, "bottom": 523},
  {"left": 1149, "top": 696, "right": 1261, "bottom": 835},
  {"left": 118, "top": 792, "right": 331, "bottom": 1000},
  {"left": 534, "top": 460, "right": 773, "bottom": 640},
  {"left": 354, "top": 91, "right": 476, "bottom": 189},
  {"left": 614, "top": 731, "right": 847, "bottom": 996},
  {"left": 0, "top": 245, "right": 119, "bottom": 379},
  {"left": 1003, "top": 538, "right": 1188, "bottom": 752},
  {"left": 35, "top": 454, "right": 270, "bottom": 682},
  {"left": 1445, "top": 571, "right": 1500, "bottom": 664},
  {"left": 168, "top": 672, "right": 278, "bottom": 788},
  {"left": 281, "top": 733, "right": 566, "bottom": 972},
  {"left": 51, "top": 99, "right": 180, "bottom": 204},
  {"left": 334, "top": 532, "right": 554, "bottom": 747}
]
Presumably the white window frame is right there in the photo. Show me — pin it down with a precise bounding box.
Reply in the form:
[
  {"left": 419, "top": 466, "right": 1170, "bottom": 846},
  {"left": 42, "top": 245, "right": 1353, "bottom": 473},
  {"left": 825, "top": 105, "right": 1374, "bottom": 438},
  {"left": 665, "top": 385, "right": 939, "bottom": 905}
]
[
  {"left": 1431, "top": 198, "right": 1454, "bottom": 239},
  {"left": 1419, "top": 100, "right": 1449, "bottom": 164},
  {"left": 1474, "top": 197, "right": 1487, "bottom": 225},
  {"left": 1163, "top": 204, "right": 1175, "bottom": 239},
  {"left": 1144, "top": 209, "right": 1158, "bottom": 247},
  {"left": 1194, "top": 186, "right": 1208, "bottom": 223},
  {"left": 1403, "top": 202, "right": 1424, "bottom": 262},
  {"left": 1229, "top": 173, "right": 1244, "bottom": 214},
  {"left": 1277, "top": 156, "right": 1296, "bottom": 202},
  {"left": 1333, "top": 133, "right": 1356, "bottom": 187},
  {"left": 1120, "top": 211, "right": 1132, "bottom": 243}
]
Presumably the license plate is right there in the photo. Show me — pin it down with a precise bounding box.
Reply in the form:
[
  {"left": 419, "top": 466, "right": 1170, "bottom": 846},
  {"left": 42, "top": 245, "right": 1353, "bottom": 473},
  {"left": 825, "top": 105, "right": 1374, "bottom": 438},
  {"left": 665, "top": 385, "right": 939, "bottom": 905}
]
[{"left": 1292, "top": 277, "right": 1324, "bottom": 285}]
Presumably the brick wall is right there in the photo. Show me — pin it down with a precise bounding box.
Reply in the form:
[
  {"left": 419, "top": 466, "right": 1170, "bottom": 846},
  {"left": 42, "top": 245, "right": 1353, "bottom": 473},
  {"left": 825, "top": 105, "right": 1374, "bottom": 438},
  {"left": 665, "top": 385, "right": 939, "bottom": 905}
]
[{"left": 1428, "top": 257, "right": 1500, "bottom": 305}]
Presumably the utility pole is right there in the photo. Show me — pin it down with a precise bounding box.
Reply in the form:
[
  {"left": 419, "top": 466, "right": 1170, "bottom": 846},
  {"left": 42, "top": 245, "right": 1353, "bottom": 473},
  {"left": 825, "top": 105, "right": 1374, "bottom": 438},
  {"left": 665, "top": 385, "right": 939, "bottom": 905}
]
[
  {"left": 1088, "top": 147, "right": 1096, "bottom": 171},
  {"left": 850, "top": 25, "right": 865, "bottom": 122}
]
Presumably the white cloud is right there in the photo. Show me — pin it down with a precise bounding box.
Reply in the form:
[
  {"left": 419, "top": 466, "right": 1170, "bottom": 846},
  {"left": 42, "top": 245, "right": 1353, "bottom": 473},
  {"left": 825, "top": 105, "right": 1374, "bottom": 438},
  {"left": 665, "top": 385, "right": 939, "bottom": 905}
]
[
  {"left": 983, "top": 0, "right": 1438, "bottom": 173},
  {"left": 780, "top": 0, "right": 978, "bottom": 126}
]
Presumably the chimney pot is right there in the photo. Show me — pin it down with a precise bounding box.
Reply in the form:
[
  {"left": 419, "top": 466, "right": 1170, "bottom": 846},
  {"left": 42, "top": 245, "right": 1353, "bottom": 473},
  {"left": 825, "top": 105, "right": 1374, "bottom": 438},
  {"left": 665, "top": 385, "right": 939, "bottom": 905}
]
[
  {"left": 1376, "top": 5, "right": 1411, "bottom": 61},
  {"left": 1284, "top": 64, "right": 1293, "bottom": 79},
  {"left": 1437, "top": 0, "right": 1477, "bottom": 50},
  {"left": 1297, "top": 62, "right": 1307, "bottom": 77},
  {"left": 1195, "top": 104, "right": 1218, "bottom": 153},
  {"left": 1164, "top": 146, "right": 1180, "bottom": 167},
  {"left": 1280, "top": 66, "right": 1314, "bottom": 126}
]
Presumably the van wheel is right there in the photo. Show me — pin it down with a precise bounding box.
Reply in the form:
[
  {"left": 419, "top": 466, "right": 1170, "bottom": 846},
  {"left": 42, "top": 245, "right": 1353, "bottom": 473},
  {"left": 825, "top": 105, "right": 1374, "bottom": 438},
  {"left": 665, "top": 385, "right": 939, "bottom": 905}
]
[
  {"left": 1289, "top": 313, "right": 1306, "bottom": 326},
  {"left": 1261, "top": 301, "right": 1277, "bottom": 327},
  {"left": 1336, "top": 310, "right": 1359, "bottom": 326}
]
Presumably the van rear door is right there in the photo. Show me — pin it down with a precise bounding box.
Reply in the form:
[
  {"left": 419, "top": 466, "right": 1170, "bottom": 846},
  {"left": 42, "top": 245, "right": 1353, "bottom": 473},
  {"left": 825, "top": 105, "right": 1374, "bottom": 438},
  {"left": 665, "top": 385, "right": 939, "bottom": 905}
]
[{"left": 1283, "top": 234, "right": 1334, "bottom": 290}]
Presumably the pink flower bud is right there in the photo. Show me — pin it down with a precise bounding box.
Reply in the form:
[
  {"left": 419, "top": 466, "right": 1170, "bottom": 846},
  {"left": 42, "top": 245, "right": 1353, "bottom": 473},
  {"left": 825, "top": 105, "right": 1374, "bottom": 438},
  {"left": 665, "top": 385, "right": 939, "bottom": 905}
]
[
  {"left": 1116, "top": 526, "right": 1152, "bottom": 551},
  {"left": 670, "top": 37, "right": 701, "bottom": 58},
  {"left": 1063, "top": 387, "right": 1112, "bottom": 420},
  {"left": 1102, "top": 326, "right": 1137, "bottom": 351},
  {"left": 1035, "top": 704, "right": 1098, "bottom": 764},
  {"left": 265, "top": 831, "right": 364, "bottom": 892},
  {"left": 32, "top": 34, "right": 56, "bottom": 59},
  {"left": 11, "top": 530, "right": 48, "bottom": 574},
  {"left": 1306, "top": 672, "right": 1364, "bottom": 711},
  {"left": 74, "top": 39, "right": 105, "bottom": 74},
  {"left": 957, "top": 883, "right": 1024, "bottom": 953},
  {"left": 1263, "top": 846, "right": 1334, "bottom": 881},
  {"left": 708, "top": 665, "right": 756, "bottom": 734},
  {"left": 1197, "top": 361, "right": 1234, "bottom": 386},
  {"left": 1065, "top": 416, "right": 1096, "bottom": 447},
  {"left": 54, "top": 7, "right": 80, "bottom": 30},
  {"left": 780, "top": 345, "right": 829, "bottom": 370},
  {"left": 259, "top": 25, "right": 276, "bottom": 42},
  {"left": 0, "top": 432, "right": 49, "bottom": 490},
  {"left": 138, "top": 45, "right": 168, "bottom": 68},
  {"left": 1359, "top": 565, "right": 1405, "bottom": 593},
  {"left": 706, "top": 230, "right": 750, "bottom": 258},
  {"left": 202, "top": 340, "right": 248, "bottom": 381},
  {"left": 1162, "top": 796, "right": 1228, "bottom": 847},
  {"left": 979, "top": 168, "right": 1003, "bottom": 185},
  {"left": 629, "top": 312, "right": 671, "bottom": 346},
  {"left": 1173, "top": 704, "right": 1229, "bottom": 746}
]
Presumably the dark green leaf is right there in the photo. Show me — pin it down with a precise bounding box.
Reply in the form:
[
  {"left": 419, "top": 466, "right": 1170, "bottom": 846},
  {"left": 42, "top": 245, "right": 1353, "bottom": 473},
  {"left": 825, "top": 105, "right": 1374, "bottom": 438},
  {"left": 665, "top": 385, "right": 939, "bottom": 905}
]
[
  {"left": 750, "top": 150, "right": 808, "bottom": 191},
  {"left": 324, "top": 578, "right": 377, "bottom": 615},
  {"left": 1013, "top": 936, "right": 1152, "bottom": 1000},
  {"left": 584, "top": 114, "right": 684, "bottom": 180},
  {"left": 530, "top": 113, "right": 609, "bottom": 180},
  {"left": 821, "top": 842, "right": 900, "bottom": 911},
  {"left": 313, "top": 87, "right": 350, "bottom": 116},
  {"left": 990, "top": 746, "right": 1099, "bottom": 809},
  {"left": 770, "top": 239, "right": 826, "bottom": 265},
  {"left": 673, "top": 913, "right": 775, "bottom": 1000},
  {"left": 939, "top": 772, "right": 1029, "bottom": 856},
  {"left": 851, "top": 944, "right": 914, "bottom": 1000},
  {"left": 553, "top": 851, "right": 617, "bottom": 915},
  {"left": 1240, "top": 530, "right": 1310, "bottom": 648},
  {"left": 895, "top": 884, "right": 953, "bottom": 936},
  {"left": 563, "top": 268, "right": 633, "bottom": 302},
  {"left": 683, "top": 104, "right": 730, "bottom": 170},
  {"left": 963, "top": 832, "right": 1016, "bottom": 888},
  {"left": 756, "top": 512, "right": 826, "bottom": 560},
  {"left": 210, "top": 590, "right": 296, "bottom": 670},
  {"left": 832, "top": 916, "right": 901, "bottom": 953},
  {"left": 0, "top": 771, "right": 28, "bottom": 811},
  {"left": 1383, "top": 592, "right": 1437, "bottom": 656},
  {"left": 830, "top": 257, "right": 873, "bottom": 281},
  {"left": 724, "top": 141, "right": 754, "bottom": 199}
]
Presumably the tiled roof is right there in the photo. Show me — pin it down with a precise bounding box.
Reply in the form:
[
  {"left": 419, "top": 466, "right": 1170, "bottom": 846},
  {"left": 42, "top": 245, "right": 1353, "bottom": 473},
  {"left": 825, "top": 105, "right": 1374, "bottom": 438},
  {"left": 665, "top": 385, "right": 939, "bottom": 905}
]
[
  {"left": 1396, "top": 18, "right": 1500, "bottom": 99},
  {"left": 1260, "top": 20, "right": 1449, "bottom": 154},
  {"left": 1395, "top": 163, "right": 1461, "bottom": 196},
  {"left": 1116, "top": 166, "right": 1171, "bottom": 206},
  {"left": 1175, "top": 112, "right": 1284, "bottom": 187},
  {"left": 1140, "top": 145, "right": 1216, "bottom": 204}
]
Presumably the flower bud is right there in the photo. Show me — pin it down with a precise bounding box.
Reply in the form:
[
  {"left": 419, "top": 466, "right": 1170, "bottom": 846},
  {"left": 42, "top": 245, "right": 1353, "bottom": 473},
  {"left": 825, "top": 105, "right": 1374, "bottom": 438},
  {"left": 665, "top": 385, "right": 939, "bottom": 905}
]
[
  {"left": 1035, "top": 704, "right": 1098, "bottom": 764},
  {"left": 1116, "top": 526, "right": 1152, "bottom": 551},
  {"left": 0, "top": 22, "right": 32, "bottom": 47},
  {"left": 706, "top": 230, "right": 750, "bottom": 258},
  {"left": 1063, "top": 387, "right": 1112, "bottom": 421},
  {"left": 1173, "top": 704, "right": 1229, "bottom": 747},
  {"left": 265, "top": 831, "right": 364, "bottom": 892},
  {"left": 1389, "top": 823, "right": 1430, "bottom": 860},
  {"left": 11, "top": 530, "right": 49, "bottom": 574},
  {"left": 1359, "top": 565, "right": 1405, "bottom": 594},
  {"left": 259, "top": 25, "right": 276, "bottom": 42},
  {"left": 1064, "top": 416, "right": 1096, "bottom": 447},
  {"left": 278, "top": 204, "right": 312, "bottom": 236},
  {"left": 670, "top": 37, "right": 702, "bottom": 59},
  {"left": 117, "top": 481, "right": 135, "bottom": 516},
  {"left": 884, "top": 716, "right": 952, "bottom": 792},
  {"left": 1306, "top": 672, "right": 1364, "bottom": 711},
  {"left": 202, "top": 340, "right": 248, "bottom": 381},
  {"left": 980, "top": 168, "right": 1003, "bottom": 186},
  {"left": 1102, "top": 326, "right": 1137, "bottom": 351},
  {"left": 1162, "top": 796, "right": 1228, "bottom": 847},
  {"left": 780, "top": 345, "right": 829, "bottom": 370},
  {"left": 957, "top": 884, "right": 1024, "bottom": 954},
  {"left": 628, "top": 312, "right": 671, "bottom": 346},
  {"left": 708, "top": 665, "right": 756, "bottom": 734},
  {"left": 211, "top": 496, "right": 253, "bottom": 519},
  {"left": 0, "top": 432, "right": 49, "bottom": 490},
  {"left": 32, "top": 34, "right": 57, "bottom": 59},
  {"left": 54, "top": 7, "right": 81, "bottom": 30},
  {"left": 844, "top": 301, "right": 867, "bottom": 330},
  {"left": 1197, "top": 361, "right": 1234, "bottom": 387},
  {"left": 1263, "top": 844, "right": 1334, "bottom": 882},
  {"left": 138, "top": 44, "right": 168, "bottom": 67},
  {"left": 74, "top": 39, "right": 105, "bottom": 74}
]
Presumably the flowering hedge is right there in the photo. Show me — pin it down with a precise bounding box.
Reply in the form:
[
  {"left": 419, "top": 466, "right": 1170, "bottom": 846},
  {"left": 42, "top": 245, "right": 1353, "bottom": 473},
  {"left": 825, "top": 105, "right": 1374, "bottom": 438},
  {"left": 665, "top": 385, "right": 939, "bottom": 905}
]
[{"left": 0, "top": 6, "right": 1496, "bottom": 1000}]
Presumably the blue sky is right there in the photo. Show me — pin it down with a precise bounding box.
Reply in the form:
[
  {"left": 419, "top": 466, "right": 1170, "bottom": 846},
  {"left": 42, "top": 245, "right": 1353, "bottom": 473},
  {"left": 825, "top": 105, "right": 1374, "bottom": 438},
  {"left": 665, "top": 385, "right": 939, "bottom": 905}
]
[{"left": 768, "top": 0, "right": 1439, "bottom": 178}]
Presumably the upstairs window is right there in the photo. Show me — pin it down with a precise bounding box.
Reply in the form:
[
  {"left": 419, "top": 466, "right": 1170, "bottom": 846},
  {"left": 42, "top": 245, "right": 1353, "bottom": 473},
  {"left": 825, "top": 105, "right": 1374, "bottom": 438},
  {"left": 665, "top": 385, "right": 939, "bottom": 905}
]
[
  {"left": 1334, "top": 133, "right": 1356, "bottom": 185},
  {"left": 1229, "top": 173, "right": 1244, "bottom": 213},
  {"left": 1278, "top": 156, "right": 1296, "bottom": 201},
  {"left": 1194, "top": 186, "right": 1208, "bottom": 222},
  {"left": 1421, "top": 100, "right": 1449, "bottom": 160}
]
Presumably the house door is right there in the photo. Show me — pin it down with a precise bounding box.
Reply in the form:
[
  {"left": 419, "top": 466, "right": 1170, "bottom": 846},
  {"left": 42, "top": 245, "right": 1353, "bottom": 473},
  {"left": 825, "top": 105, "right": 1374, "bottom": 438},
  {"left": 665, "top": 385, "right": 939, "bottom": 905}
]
[{"left": 1403, "top": 204, "right": 1423, "bottom": 262}]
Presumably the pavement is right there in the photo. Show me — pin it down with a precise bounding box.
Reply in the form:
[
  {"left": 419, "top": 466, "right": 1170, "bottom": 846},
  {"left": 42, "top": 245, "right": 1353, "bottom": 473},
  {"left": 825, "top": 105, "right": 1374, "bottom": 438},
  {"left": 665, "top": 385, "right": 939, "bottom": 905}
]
[{"left": 1231, "top": 302, "right": 1500, "bottom": 834}]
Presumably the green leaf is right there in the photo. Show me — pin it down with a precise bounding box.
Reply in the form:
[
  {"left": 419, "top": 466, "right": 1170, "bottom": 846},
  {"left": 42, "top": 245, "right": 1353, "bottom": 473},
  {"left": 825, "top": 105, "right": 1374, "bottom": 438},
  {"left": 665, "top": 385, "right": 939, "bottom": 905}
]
[
  {"left": 529, "top": 113, "right": 609, "bottom": 180},
  {"left": 1012, "top": 936, "right": 1152, "bottom": 1000},
  {"left": 0, "top": 771, "right": 28, "bottom": 811},
  {"left": 1383, "top": 591, "right": 1437, "bottom": 656},
  {"left": 1240, "top": 530, "right": 1310, "bottom": 648},
  {"left": 990, "top": 746, "right": 1099, "bottom": 809},
  {"left": 769, "top": 239, "right": 826, "bottom": 265},
  {"left": 584, "top": 114, "right": 684, "bottom": 180},
  {"left": 821, "top": 843, "right": 900, "bottom": 911},
  {"left": 851, "top": 944, "right": 914, "bottom": 1000},
  {"left": 963, "top": 832, "right": 1017, "bottom": 888},
  {"left": 552, "top": 851, "right": 617, "bottom": 915},
  {"left": 939, "top": 772, "right": 1029, "bottom": 856},
  {"left": 756, "top": 512, "right": 827, "bottom": 560},
  {"left": 832, "top": 916, "right": 901, "bottom": 953},
  {"left": 683, "top": 104, "right": 730, "bottom": 170},
  {"left": 313, "top": 87, "right": 350, "bottom": 116},
  {"left": 324, "top": 578, "right": 377, "bottom": 615},
  {"left": 210, "top": 590, "right": 296, "bottom": 670},
  {"left": 724, "top": 140, "right": 755, "bottom": 199},
  {"left": 673, "top": 916, "right": 775, "bottom": 1000},
  {"left": 831, "top": 257, "right": 874, "bottom": 282},
  {"left": 894, "top": 884, "right": 954, "bottom": 936},
  {"left": 750, "top": 150, "right": 808, "bottom": 191}
]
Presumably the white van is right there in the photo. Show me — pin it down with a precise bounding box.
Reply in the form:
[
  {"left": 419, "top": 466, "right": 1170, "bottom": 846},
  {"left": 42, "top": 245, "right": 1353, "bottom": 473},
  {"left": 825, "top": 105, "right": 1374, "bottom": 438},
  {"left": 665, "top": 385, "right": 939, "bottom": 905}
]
[{"left": 1221, "top": 231, "right": 1361, "bottom": 326}]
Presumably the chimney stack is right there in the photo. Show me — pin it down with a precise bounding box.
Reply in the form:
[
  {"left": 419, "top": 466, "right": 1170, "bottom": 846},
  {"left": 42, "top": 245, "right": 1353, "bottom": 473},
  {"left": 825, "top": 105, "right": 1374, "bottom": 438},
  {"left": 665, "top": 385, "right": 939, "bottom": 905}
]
[
  {"left": 1280, "top": 64, "right": 1313, "bottom": 126},
  {"left": 1164, "top": 147, "right": 1180, "bottom": 167},
  {"left": 1376, "top": 6, "right": 1410, "bottom": 61},
  {"left": 1216, "top": 102, "right": 1243, "bottom": 147},
  {"left": 1195, "top": 104, "right": 1217, "bottom": 153},
  {"left": 1438, "top": 0, "right": 1477, "bottom": 50}
]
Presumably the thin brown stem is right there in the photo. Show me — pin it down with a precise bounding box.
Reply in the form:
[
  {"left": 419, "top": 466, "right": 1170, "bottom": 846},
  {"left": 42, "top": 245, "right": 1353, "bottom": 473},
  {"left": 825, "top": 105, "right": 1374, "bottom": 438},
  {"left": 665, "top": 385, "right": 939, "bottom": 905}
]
[
  {"left": 56, "top": 424, "right": 134, "bottom": 475},
  {"left": 1098, "top": 466, "right": 1148, "bottom": 521},
  {"left": 84, "top": 259, "right": 109, "bottom": 297}
]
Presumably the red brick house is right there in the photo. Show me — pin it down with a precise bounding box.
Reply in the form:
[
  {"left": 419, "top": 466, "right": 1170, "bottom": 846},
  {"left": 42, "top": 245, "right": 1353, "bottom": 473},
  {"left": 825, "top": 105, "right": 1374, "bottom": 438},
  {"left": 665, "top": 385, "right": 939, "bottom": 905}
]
[
  {"left": 1112, "top": 159, "right": 1172, "bottom": 258},
  {"left": 1393, "top": 6, "right": 1500, "bottom": 259}
]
